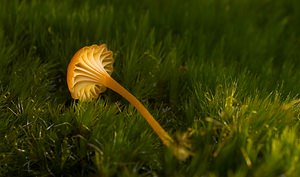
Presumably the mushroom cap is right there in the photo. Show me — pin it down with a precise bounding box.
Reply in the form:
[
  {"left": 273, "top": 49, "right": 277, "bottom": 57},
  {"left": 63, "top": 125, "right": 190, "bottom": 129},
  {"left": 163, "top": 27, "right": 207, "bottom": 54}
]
[{"left": 67, "top": 44, "right": 114, "bottom": 101}]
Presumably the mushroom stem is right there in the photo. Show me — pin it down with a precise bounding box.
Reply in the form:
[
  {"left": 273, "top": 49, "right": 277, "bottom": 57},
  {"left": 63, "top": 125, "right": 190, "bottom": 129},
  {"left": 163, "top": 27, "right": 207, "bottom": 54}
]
[{"left": 102, "top": 75, "right": 174, "bottom": 147}]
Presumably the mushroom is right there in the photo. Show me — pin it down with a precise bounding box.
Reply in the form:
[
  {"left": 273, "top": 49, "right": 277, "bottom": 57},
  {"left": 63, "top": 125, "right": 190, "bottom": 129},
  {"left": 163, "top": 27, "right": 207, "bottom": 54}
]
[{"left": 67, "top": 44, "right": 191, "bottom": 159}]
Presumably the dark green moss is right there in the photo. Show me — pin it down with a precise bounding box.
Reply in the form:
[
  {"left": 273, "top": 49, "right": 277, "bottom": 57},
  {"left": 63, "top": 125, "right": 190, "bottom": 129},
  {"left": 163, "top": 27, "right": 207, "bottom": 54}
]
[{"left": 1, "top": 0, "right": 300, "bottom": 176}]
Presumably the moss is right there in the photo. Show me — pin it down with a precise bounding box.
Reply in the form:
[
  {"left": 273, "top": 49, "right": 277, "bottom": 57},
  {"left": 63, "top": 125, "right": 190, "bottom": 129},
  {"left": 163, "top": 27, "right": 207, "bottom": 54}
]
[{"left": 1, "top": 0, "right": 300, "bottom": 176}]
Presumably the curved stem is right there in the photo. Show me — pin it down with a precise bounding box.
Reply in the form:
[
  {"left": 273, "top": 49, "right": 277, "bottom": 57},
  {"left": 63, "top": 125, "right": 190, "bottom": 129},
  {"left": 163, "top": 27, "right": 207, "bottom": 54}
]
[{"left": 102, "top": 75, "right": 174, "bottom": 147}]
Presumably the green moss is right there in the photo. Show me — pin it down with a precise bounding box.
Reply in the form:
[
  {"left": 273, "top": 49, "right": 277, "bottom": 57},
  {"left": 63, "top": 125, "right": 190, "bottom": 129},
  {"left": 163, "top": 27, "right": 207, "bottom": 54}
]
[{"left": 1, "top": 0, "right": 300, "bottom": 176}]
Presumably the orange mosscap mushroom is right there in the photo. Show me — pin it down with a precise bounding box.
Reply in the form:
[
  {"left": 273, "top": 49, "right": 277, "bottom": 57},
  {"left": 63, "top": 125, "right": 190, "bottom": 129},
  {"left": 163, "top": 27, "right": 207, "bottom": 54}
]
[{"left": 67, "top": 44, "right": 191, "bottom": 160}]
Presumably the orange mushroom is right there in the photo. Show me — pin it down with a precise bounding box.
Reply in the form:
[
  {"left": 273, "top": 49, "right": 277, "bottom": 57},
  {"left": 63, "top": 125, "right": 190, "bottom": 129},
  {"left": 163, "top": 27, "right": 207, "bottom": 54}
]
[{"left": 67, "top": 44, "right": 191, "bottom": 160}]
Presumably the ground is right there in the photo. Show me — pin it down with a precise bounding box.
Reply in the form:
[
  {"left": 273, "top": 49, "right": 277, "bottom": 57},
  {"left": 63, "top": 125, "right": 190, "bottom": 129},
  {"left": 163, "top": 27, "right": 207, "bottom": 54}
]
[{"left": 1, "top": 0, "right": 300, "bottom": 176}]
